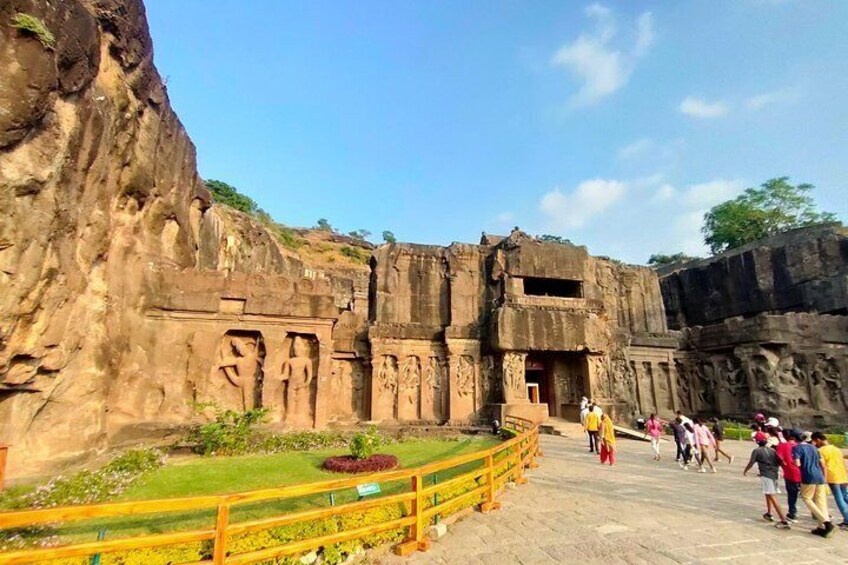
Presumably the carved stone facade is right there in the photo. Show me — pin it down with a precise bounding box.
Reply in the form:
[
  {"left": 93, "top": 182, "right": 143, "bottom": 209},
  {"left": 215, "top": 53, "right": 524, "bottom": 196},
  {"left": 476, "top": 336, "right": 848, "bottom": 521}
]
[
  {"left": 662, "top": 224, "right": 848, "bottom": 427},
  {"left": 366, "top": 230, "right": 679, "bottom": 426}
]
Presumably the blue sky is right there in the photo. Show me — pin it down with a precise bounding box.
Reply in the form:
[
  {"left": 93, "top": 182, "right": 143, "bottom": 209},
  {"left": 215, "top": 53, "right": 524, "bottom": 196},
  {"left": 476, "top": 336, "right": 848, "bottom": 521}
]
[{"left": 145, "top": 0, "right": 847, "bottom": 264}]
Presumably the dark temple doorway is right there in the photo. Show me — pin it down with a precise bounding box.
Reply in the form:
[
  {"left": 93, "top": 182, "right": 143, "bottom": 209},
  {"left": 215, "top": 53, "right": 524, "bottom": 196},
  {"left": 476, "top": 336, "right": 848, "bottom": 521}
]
[{"left": 525, "top": 353, "right": 587, "bottom": 420}]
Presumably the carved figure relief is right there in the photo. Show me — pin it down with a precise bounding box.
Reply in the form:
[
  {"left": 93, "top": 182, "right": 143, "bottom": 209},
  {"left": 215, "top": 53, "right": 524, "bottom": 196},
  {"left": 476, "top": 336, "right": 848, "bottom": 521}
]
[
  {"left": 398, "top": 356, "right": 421, "bottom": 421},
  {"left": 424, "top": 355, "right": 446, "bottom": 420},
  {"left": 739, "top": 347, "right": 778, "bottom": 412},
  {"left": 674, "top": 359, "right": 693, "bottom": 413},
  {"left": 588, "top": 355, "right": 611, "bottom": 399},
  {"left": 808, "top": 354, "right": 843, "bottom": 412},
  {"left": 400, "top": 356, "right": 421, "bottom": 404},
  {"left": 456, "top": 355, "right": 475, "bottom": 397},
  {"left": 503, "top": 352, "right": 527, "bottom": 401},
  {"left": 377, "top": 355, "right": 399, "bottom": 395},
  {"left": 213, "top": 332, "right": 265, "bottom": 411},
  {"left": 281, "top": 335, "right": 316, "bottom": 427},
  {"left": 351, "top": 362, "right": 366, "bottom": 418}
]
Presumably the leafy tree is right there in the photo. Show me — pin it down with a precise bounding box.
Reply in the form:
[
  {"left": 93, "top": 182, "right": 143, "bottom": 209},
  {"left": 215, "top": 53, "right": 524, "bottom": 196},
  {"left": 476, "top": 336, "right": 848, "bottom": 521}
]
[
  {"left": 382, "top": 230, "right": 397, "bottom": 244},
  {"left": 205, "top": 179, "right": 259, "bottom": 215},
  {"left": 647, "top": 253, "right": 700, "bottom": 268},
  {"left": 315, "top": 218, "right": 335, "bottom": 232},
  {"left": 538, "top": 234, "right": 573, "bottom": 245},
  {"left": 348, "top": 229, "right": 372, "bottom": 241},
  {"left": 702, "top": 177, "right": 837, "bottom": 254}
]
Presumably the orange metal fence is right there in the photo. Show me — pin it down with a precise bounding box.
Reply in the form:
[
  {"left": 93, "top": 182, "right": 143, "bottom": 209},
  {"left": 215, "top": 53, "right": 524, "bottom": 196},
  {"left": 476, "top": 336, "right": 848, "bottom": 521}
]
[{"left": 0, "top": 416, "right": 540, "bottom": 565}]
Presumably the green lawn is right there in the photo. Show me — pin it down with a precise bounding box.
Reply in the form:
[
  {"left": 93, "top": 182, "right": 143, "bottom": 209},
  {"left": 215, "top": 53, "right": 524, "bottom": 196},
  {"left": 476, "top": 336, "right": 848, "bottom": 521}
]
[{"left": 57, "top": 437, "right": 499, "bottom": 542}]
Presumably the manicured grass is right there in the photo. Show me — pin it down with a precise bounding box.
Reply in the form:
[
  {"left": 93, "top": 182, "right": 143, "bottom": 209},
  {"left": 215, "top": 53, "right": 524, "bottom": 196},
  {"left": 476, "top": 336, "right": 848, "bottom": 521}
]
[
  {"left": 122, "top": 437, "right": 494, "bottom": 500},
  {"left": 57, "top": 437, "right": 499, "bottom": 542}
]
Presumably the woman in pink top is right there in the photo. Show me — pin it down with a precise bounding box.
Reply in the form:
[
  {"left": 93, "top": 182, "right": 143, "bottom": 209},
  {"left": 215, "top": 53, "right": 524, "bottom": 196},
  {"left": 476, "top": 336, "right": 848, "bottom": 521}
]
[
  {"left": 693, "top": 418, "right": 717, "bottom": 473},
  {"left": 644, "top": 414, "right": 665, "bottom": 461}
]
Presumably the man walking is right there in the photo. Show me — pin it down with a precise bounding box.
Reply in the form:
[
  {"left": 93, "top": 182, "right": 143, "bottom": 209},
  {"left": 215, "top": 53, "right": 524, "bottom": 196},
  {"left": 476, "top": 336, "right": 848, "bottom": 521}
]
[
  {"left": 775, "top": 429, "right": 801, "bottom": 522},
  {"left": 812, "top": 432, "right": 848, "bottom": 529},
  {"left": 710, "top": 417, "right": 733, "bottom": 463},
  {"left": 670, "top": 417, "right": 686, "bottom": 463},
  {"left": 584, "top": 403, "right": 601, "bottom": 454},
  {"left": 743, "top": 432, "right": 791, "bottom": 529},
  {"left": 793, "top": 431, "right": 836, "bottom": 537}
]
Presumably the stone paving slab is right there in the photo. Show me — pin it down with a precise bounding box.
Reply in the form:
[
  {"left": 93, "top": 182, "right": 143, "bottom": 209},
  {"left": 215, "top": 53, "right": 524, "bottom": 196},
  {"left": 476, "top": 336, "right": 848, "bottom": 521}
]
[{"left": 376, "top": 433, "right": 848, "bottom": 565}]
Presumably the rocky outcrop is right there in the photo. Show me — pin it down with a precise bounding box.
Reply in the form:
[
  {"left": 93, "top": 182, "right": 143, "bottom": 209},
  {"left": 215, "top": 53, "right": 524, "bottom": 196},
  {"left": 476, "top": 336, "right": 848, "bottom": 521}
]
[
  {"left": 660, "top": 223, "right": 848, "bottom": 330},
  {"left": 0, "top": 0, "right": 314, "bottom": 477}
]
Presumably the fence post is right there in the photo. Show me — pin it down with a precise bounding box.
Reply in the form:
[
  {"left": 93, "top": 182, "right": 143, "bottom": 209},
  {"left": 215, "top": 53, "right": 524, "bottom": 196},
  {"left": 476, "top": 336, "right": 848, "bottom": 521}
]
[
  {"left": 480, "top": 453, "right": 501, "bottom": 512},
  {"left": 514, "top": 437, "right": 528, "bottom": 485},
  {"left": 394, "top": 471, "right": 430, "bottom": 556},
  {"left": 213, "top": 503, "right": 230, "bottom": 565}
]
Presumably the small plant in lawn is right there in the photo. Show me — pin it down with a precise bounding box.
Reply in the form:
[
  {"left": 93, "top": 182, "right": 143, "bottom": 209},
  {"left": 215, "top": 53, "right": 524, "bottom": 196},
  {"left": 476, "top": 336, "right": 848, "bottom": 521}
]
[
  {"left": 350, "top": 426, "right": 382, "bottom": 459},
  {"left": 323, "top": 427, "right": 398, "bottom": 473},
  {"left": 11, "top": 13, "right": 55, "bottom": 49},
  {"left": 190, "top": 407, "right": 269, "bottom": 456}
]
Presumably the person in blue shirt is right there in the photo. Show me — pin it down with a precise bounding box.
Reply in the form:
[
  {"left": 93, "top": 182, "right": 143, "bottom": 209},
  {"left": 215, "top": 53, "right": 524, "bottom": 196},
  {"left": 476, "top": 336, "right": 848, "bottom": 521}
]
[{"left": 792, "top": 430, "right": 835, "bottom": 538}]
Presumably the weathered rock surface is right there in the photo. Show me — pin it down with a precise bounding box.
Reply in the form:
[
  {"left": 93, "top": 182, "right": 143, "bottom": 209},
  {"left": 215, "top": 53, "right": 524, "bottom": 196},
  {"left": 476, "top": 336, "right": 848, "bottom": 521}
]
[
  {"left": 660, "top": 223, "right": 848, "bottom": 329},
  {"left": 0, "top": 0, "right": 326, "bottom": 477}
]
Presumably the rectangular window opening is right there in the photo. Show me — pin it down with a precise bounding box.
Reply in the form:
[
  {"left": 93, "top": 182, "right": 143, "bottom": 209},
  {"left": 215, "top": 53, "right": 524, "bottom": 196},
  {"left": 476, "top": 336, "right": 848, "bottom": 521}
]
[{"left": 522, "top": 277, "right": 583, "bottom": 298}]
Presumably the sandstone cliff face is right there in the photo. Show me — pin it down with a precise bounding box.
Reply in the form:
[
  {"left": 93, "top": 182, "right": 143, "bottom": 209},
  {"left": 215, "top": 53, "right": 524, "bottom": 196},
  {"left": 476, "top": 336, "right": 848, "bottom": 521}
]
[{"left": 0, "top": 0, "right": 308, "bottom": 478}]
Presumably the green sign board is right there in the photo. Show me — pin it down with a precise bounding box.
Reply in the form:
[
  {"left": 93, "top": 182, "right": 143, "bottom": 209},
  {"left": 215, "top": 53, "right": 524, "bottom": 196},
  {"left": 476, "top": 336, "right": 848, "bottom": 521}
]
[{"left": 356, "top": 483, "right": 381, "bottom": 497}]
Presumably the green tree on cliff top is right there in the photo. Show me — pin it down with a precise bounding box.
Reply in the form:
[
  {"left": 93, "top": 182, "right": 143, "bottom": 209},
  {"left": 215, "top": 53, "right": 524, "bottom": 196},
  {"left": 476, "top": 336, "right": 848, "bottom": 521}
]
[
  {"left": 701, "top": 177, "right": 837, "bottom": 254},
  {"left": 205, "top": 179, "right": 259, "bottom": 215},
  {"left": 647, "top": 253, "right": 701, "bottom": 268}
]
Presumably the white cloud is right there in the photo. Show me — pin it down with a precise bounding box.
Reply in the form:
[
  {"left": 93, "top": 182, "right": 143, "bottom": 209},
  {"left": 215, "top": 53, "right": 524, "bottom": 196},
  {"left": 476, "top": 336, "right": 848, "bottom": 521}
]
[
  {"left": 551, "top": 5, "right": 654, "bottom": 107},
  {"left": 495, "top": 211, "right": 514, "bottom": 223},
  {"left": 617, "top": 137, "right": 653, "bottom": 160},
  {"left": 678, "top": 96, "right": 728, "bottom": 119},
  {"left": 682, "top": 178, "right": 746, "bottom": 208},
  {"left": 540, "top": 178, "right": 627, "bottom": 229},
  {"left": 652, "top": 184, "right": 677, "bottom": 202},
  {"left": 746, "top": 88, "right": 796, "bottom": 110},
  {"left": 634, "top": 12, "right": 655, "bottom": 57}
]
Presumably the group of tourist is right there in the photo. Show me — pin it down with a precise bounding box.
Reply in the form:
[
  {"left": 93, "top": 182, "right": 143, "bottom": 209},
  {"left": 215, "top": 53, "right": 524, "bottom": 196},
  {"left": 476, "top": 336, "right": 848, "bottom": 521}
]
[
  {"left": 580, "top": 403, "right": 848, "bottom": 538},
  {"left": 740, "top": 414, "right": 847, "bottom": 538}
]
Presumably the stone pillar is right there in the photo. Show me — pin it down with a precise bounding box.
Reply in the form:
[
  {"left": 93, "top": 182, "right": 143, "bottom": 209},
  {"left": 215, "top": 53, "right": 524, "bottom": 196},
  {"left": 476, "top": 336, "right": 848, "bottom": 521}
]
[
  {"left": 447, "top": 339, "right": 480, "bottom": 422},
  {"left": 313, "top": 337, "right": 332, "bottom": 428}
]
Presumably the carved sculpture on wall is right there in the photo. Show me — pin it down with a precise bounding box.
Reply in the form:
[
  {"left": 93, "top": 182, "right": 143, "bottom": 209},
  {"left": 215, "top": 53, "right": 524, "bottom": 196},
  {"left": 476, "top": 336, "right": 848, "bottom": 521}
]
[
  {"left": 400, "top": 356, "right": 421, "bottom": 405},
  {"left": 425, "top": 355, "right": 446, "bottom": 420},
  {"left": 738, "top": 347, "right": 778, "bottom": 412},
  {"left": 281, "top": 335, "right": 316, "bottom": 427},
  {"left": 377, "top": 355, "right": 399, "bottom": 395},
  {"left": 213, "top": 332, "right": 265, "bottom": 411},
  {"left": 480, "top": 355, "right": 497, "bottom": 405},
  {"left": 351, "top": 361, "right": 366, "bottom": 418},
  {"left": 398, "top": 355, "right": 421, "bottom": 420},
  {"left": 673, "top": 359, "right": 693, "bottom": 413},
  {"left": 807, "top": 354, "right": 844, "bottom": 413},
  {"left": 609, "top": 348, "right": 635, "bottom": 405},
  {"left": 456, "top": 355, "right": 475, "bottom": 397},
  {"left": 588, "top": 355, "right": 611, "bottom": 399},
  {"left": 502, "top": 352, "right": 527, "bottom": 402}
]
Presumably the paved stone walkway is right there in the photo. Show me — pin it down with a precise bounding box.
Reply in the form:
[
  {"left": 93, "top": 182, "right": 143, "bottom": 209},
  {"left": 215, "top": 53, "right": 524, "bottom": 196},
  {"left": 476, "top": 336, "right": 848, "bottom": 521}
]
[{"left": 377, "top": 432, "right": 848, "bottom": 565}]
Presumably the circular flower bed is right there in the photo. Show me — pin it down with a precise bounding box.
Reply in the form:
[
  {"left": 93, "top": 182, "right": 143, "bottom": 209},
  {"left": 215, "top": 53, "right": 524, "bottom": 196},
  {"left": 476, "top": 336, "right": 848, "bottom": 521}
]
[{"left": 322, "top": 454, "right": 399, "bottom": 473}]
